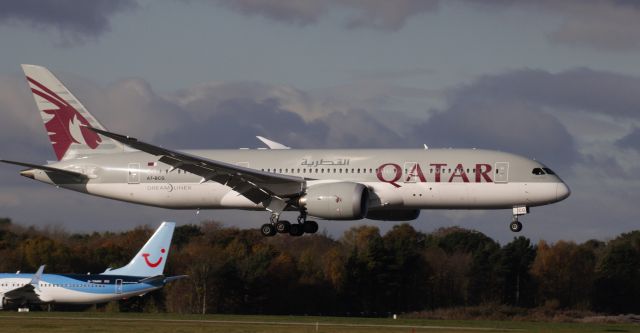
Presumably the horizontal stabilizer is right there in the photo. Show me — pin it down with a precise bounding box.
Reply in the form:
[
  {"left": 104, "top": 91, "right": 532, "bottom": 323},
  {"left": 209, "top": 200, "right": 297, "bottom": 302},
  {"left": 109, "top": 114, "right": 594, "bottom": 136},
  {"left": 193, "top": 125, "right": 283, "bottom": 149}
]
[
  {"left": 139, "top": 274, "right": 188, "bottom": 285},
  {"left": 164, "top": 275, "right": 189, "bottom": 283},
  {"left": 0, "top": 159, "right": 87, "bottom": 180},
  {"left": 138, "top": 275, "right": 166, "bottom": 285}
]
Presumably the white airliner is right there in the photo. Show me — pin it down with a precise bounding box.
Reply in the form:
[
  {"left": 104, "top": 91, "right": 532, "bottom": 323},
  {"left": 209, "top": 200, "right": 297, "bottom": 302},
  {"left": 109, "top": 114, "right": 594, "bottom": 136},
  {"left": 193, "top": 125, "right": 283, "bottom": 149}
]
[
  {"left": 1, "top": 65, "right": 570, "bottom": 236},
  {"left": 0, "top": 222, "right": 184, "bottom": 310}
]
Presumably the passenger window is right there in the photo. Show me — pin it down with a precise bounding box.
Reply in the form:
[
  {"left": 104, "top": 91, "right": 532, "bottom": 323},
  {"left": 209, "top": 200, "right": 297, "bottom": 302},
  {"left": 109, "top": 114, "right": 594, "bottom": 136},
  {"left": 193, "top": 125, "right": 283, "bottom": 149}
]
[{"left": 532, "top": 168, "right": 545, "bottom": 175}]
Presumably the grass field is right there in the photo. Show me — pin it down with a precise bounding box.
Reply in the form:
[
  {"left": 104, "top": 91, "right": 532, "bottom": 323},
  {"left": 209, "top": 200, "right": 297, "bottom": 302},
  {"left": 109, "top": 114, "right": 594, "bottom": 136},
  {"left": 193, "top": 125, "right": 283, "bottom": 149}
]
[{"left": 0, "top": 312, "right": 638, "bottom": 333}]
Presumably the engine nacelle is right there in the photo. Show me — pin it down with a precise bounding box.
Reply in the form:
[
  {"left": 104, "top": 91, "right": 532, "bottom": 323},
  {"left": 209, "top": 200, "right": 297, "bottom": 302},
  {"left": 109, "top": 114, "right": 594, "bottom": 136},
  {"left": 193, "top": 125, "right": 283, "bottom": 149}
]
[
  {"left": 0, "top": 295, "right": 7, "bottom": 310},
  {"left": 366, "top": 209, "right": 421, "bottom": 221},
  {"left": 299, "top": 182, "right": 369, "bottom": 220}
]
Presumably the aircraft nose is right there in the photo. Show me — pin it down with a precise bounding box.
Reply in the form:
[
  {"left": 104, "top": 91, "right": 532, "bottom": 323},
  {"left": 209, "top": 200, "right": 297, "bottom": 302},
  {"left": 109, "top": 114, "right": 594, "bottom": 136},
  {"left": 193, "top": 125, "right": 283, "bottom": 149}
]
[
  {"left": 19, "top": 168, "right": 35, "bottom": 179},
  {"left": 556, "top": 182, "right": 571, "bottom": 201}
]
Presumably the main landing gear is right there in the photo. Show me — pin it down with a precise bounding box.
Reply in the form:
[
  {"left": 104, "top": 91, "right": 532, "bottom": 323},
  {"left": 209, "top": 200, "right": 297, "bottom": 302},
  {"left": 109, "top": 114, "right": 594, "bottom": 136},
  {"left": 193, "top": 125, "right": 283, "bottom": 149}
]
[
  {"left": 260, "top": 211, "right": 318, "bottom": 237},
  {"left": 509, "top": 205, "right": 529, "bottom": 233}
]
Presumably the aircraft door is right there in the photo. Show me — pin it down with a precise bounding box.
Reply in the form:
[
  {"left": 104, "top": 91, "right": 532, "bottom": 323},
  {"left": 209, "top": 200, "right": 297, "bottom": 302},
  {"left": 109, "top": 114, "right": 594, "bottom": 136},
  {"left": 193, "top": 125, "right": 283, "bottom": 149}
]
[
  {"left": 115, "top": 279, "right": 123, "bottom": 294},
  {"left": 403, "top": 162, "right": 418, "bottom": 183},
  {"left": 127, "top": 163, "right": 140, "bottom": 184},
  {"left": 494, "top": 162, "right": 509, "bottom": 183}
]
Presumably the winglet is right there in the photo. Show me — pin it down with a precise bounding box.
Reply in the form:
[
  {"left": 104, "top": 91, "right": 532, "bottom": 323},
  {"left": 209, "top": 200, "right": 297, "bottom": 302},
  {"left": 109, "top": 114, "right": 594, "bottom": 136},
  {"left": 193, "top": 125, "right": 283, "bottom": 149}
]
[
  {"left": 30, "top": 265, "right": 45, "bottom": 285},
  {"left": 256, "top": 136, "right": 290, "bottom": 149}
]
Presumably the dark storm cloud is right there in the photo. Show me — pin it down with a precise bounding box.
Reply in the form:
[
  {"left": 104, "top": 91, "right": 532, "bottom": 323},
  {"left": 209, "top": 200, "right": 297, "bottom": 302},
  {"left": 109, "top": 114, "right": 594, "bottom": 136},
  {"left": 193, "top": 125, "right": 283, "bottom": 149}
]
[
  {"left": 415, "top": 101, "right": 578, "bottom": 171},
  {"left": 158, "top": 82, "right": 405, "bottom": 149},
  {"left": 450, "top": 68, "right": 640, "bottom": 119},
  {"left": 213, "top": 0, "right": 640, "bottom": 50},
  {"left": 158, "top": 98, "right": 329, "bottom": 149},
  {"left": 414, "top": 67, "right": 640, "bottom": 172},
  {"left": 467, "top": 0, "right": 640, "bottom": 51},
  {"left": 211, "top": 0, "right": 439, "bottom": 31},
  {"left": 411, "top": 67, "right": 640, "bottom": 171},
  {"left": 0, "top": 0, "right": 136, "bottom": 44}
]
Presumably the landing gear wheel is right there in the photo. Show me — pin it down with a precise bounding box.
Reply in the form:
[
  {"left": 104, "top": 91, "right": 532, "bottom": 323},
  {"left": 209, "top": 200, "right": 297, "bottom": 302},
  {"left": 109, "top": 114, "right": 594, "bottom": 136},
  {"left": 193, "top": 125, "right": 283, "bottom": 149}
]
[
  {"left": 303, "top": 220, "right": 318, "bottom": 234},
  {"left": 509, "top": 221, "right": 523, "bottom": 233},
  {"left": 260, "top": 223, "right": 277, "bottom": 237},
  {"left": 275, "top": 220, "right": 291, "bottom": 233},
  {"left": 289, "top": 223, "right": 304, "bottom": 237}
]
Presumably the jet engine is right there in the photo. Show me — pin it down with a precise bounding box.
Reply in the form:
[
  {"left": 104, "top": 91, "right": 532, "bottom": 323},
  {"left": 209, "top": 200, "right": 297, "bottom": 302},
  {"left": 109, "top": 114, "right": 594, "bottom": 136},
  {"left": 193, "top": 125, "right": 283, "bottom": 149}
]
[
  {"left": 0, "top": 295, "right": 7, "bottom": 310},
  {"left": 299, "top": 182, "right": 369, "bottom": 220},
  {"left": 366, "top": 209, "right": 420, "bottom": 221}
]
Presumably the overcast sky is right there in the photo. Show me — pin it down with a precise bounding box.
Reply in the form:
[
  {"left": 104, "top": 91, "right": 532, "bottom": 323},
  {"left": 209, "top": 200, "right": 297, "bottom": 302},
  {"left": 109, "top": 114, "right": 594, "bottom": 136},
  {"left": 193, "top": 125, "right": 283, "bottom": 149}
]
[{"left": 0, "top": 0, "right": 639, "bottom": 243}]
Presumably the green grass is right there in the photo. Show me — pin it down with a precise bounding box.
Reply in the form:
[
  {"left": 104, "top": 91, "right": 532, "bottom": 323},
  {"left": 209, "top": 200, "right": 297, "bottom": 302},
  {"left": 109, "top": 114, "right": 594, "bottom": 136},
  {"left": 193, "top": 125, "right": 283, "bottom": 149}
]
[{"left": 0, "top": 312, "right": 638, "bottom": 333}]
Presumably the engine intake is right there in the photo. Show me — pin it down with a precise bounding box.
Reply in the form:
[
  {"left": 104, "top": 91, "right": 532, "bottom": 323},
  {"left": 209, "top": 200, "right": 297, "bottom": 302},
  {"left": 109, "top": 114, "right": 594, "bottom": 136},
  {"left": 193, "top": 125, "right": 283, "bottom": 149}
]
[{"left": 299, "top": 182, "right": 369, "bottom": 220}]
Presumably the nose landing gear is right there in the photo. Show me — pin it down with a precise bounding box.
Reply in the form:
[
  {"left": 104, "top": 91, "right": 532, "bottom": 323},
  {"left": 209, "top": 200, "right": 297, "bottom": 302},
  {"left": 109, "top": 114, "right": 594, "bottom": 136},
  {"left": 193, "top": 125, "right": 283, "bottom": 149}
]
[
  {"left": 509, "top": 205, "right": 529, "bottom": 233},
  {"left": 509, "top": 220, "right": 523, "bottom": 232}
]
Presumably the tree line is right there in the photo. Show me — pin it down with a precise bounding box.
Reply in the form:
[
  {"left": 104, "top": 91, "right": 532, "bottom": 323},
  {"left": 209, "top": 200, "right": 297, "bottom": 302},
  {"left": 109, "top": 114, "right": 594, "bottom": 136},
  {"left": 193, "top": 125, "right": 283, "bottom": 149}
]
[{"left": 0, "top": 217, "right": 638, "bottom": 315}]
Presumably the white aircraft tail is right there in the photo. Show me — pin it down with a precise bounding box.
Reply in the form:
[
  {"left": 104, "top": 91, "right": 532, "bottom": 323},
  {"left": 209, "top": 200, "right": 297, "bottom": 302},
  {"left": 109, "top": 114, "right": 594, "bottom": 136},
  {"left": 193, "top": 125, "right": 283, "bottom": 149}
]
[
  {"left": 21, "top": 64, "right": 123, "bottom": 161},
  {"left": 102, "top": 222, "right": 176, "bottom": 277}
]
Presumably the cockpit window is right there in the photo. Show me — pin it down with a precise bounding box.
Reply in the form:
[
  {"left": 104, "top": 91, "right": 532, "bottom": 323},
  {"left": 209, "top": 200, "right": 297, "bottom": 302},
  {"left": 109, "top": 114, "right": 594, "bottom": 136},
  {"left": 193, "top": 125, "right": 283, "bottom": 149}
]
[
  {"left": 532, "top": 168, "right": 545, "bottom": 175},
  {"left": 542, "top": 168, "right": 555, "bottom": 175}
]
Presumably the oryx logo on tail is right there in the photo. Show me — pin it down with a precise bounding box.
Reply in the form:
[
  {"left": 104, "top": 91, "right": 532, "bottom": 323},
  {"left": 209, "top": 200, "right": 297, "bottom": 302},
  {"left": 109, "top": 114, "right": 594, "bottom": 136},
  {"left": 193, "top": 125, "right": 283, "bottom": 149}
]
[{"left": 27, "top": 77, "right": 102, "bottom": 160}]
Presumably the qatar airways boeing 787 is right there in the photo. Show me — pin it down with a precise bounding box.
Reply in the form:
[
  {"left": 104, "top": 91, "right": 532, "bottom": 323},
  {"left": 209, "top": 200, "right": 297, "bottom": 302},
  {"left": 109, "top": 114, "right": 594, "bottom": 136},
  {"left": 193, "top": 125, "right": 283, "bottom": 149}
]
[{"left": 1, "top": 65, "right": 570, "bottom": 236}]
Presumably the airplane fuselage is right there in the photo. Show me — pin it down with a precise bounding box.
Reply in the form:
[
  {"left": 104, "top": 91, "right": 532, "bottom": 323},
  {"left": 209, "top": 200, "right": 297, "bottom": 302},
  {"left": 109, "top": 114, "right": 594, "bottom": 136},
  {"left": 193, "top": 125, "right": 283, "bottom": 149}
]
[
  {"left": 0, "top": 273, "right": 160, "bottom": 305},
  {"left": 24, "top": 148, "right": 570, "bottom": 214}
]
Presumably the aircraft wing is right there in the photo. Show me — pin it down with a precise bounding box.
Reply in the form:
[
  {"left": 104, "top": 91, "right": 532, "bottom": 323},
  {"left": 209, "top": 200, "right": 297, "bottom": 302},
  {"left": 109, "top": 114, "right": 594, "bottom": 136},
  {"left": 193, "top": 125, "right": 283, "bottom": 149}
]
[
  {"left": 88, "top": 128, "right": 305, "bottom": 206},
  {"left": 0, "top": 160, "right": 87, "bottom": 180},
  {"left": 3, "top": 265, "right": 45, "bottom": 302}
]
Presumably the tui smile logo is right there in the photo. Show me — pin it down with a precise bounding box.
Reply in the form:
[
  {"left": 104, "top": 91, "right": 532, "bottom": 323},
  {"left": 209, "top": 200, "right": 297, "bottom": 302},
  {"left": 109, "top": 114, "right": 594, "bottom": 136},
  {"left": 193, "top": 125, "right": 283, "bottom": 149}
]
[{"left": 142, "top": 248, "right": 165, "bottom": 268}]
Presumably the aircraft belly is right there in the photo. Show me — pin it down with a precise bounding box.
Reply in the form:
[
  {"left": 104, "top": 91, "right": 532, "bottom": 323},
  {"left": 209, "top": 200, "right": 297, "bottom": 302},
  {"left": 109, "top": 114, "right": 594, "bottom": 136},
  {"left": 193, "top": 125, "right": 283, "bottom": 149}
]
[
  {"left": 396, "top": 183, "right": 532, "bottom": 209},
  {"left": 81, "top": 183, "right": 232, "bottom": 209},
  {"left": 43, "top": 286, "right": 155, "bottom": 304},
  {"left": 40, "top": 287, "right": 107, "bottom": 303}
]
